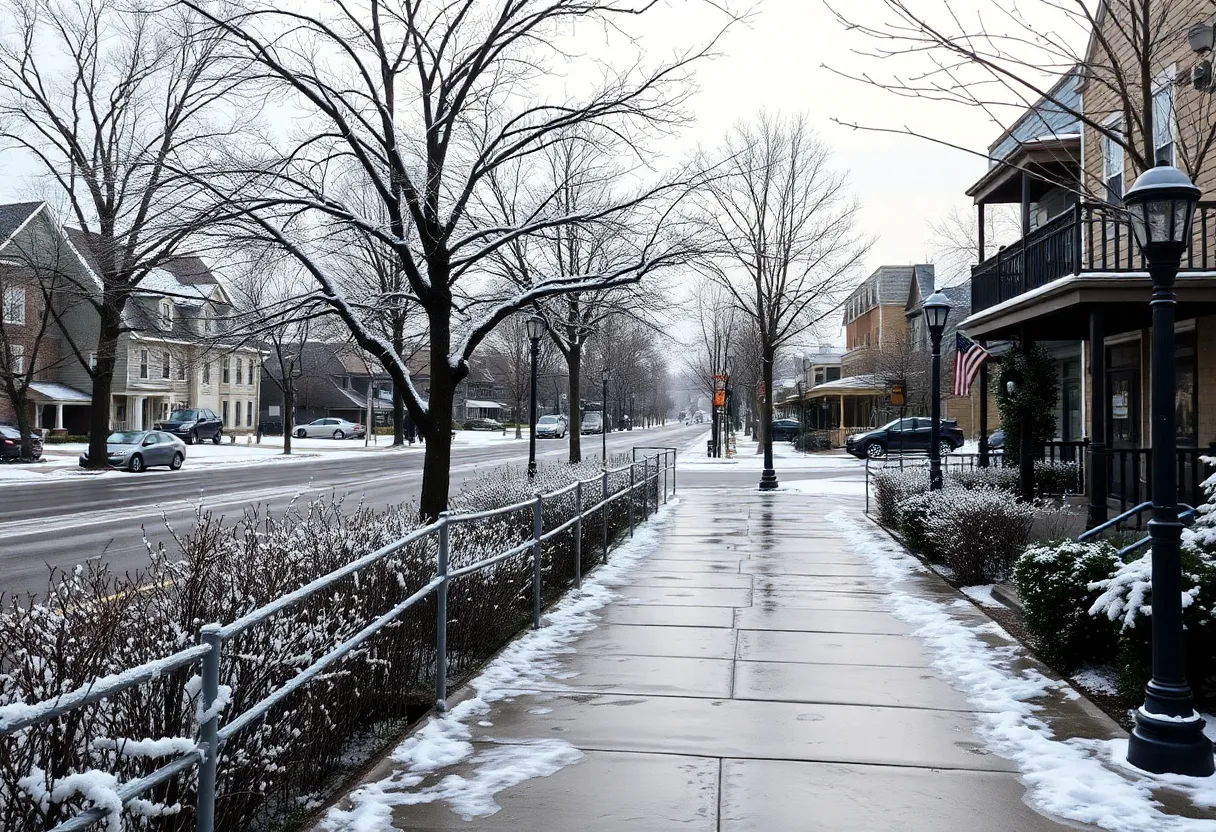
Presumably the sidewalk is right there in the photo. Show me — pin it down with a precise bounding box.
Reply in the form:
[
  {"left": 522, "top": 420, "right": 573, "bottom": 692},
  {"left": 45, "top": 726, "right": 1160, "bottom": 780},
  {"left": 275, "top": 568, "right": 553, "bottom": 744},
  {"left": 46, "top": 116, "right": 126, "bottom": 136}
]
[{"left": 312, "top": 484, "right": 1207, "bottom": 832}]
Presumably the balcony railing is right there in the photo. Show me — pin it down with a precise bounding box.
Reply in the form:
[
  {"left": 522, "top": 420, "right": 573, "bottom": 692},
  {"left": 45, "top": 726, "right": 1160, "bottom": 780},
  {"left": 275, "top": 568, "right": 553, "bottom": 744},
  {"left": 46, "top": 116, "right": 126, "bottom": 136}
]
[{"left": 971, "top": 201, "right": 1216, "bottom": 313}]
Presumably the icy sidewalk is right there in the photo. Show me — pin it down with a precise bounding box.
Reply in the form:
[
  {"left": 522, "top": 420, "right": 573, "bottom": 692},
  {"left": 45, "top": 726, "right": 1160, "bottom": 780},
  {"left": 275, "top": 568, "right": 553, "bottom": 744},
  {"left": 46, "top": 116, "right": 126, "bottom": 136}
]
[{"left": 310, "top": 486, "right": 1206, "bottom": 832}]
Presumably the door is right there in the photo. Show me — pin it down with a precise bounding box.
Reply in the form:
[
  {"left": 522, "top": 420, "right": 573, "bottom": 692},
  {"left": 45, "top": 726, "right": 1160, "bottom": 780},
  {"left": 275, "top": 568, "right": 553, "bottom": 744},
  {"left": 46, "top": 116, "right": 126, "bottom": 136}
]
[
  {"left": 1107, "top": 368, "right": 1140, "bottom": 504},
  {"left": 904, "top": 417, "right": 934, "bottom": 453},
  {"left": 884, "top": 418, "right": 912, "bottom": 453}
]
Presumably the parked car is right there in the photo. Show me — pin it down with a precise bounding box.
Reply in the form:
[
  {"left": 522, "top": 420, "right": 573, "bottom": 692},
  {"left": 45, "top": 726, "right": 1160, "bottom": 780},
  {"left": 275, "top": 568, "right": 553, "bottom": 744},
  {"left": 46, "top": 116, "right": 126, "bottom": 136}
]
[
  {"left": 295, "top": 418, "right": 366, "bottom": 439},
  {"left": 988, "top": 428, "right": 1005, "bottom": 449},
  {"left": 770, "top": 418, "right": 801, "bottom": 442},
  {"left": 535, "top": 414, "right": 567, "bottom": 439},
  {"left": 580, "top": 411, "right": 604, "bottom": 435},
  {"left": 78, "top": 430, "right": 186, "bottom": 472},
  {"left": 463, "top": 418, "right": 504, "bottom": 431},
  {"left": 845, "top": 417, "right": 965, "bottom": 460},
  {"left": 154, "top": 408, "right": 224, "bottom": 445},
  {"left": 0, "top": 425, "right": 42, "bottom": 461}
]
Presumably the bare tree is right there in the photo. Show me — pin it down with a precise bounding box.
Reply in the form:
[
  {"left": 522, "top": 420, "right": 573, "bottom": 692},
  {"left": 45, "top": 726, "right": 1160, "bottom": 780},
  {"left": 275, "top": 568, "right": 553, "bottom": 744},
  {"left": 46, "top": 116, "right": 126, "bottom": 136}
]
[
  {"left": 695, "top": 112, "right": 870, "bottom": 488},
  {"left": 0, "top": 0, "right": 246, "bottom": 467},
  {"left": 182, "top": 0, "right": 725, "bottom": 517},
  {"left": 926, "top": 204, "right": 1020, "bottom": 286},
  {"left": 827, "top": 0, "right": 1216, "bottom": 187}
]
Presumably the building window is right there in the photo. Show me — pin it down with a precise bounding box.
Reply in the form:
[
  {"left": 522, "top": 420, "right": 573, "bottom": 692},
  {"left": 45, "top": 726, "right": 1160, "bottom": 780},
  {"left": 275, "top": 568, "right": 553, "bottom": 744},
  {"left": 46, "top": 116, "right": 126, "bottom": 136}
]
[
  {"left": 246, "top": 400, "right": 253, "bottom": 427},
  {"left": 222, "top": 357, "right": 230, "bottom": 384},
  {"left": 1153, "top": 85, "right": 1175, "bottom": 166},
  {"left": 159, "top": 300, "right": 174, "bottom": 330},
  {"left": 236, "top": 357, "right": 243, "bottom": 385},
  {"left": 177, "top": 358, "right": 186, "bottom": 381},
  {"left": 3, "top": 288, "right": 25, "bottom": 325},
  {"left": 203, "top": 362, "right": 211, "bottom": 384},
  {"left": 162, "top": 351, "right": 171, "bottom": 379},
  {"left": 8, "top": 344, "right": 23, "bottom": 375},
  {"left": 139, "top": 349, "right": 149, "bottom": 379},
  {"left": 222, "top": 400, "right": 228, "bottom": 424},
  {"left": 1102, "top": 125, "right": 1124, "bottom": 204}
]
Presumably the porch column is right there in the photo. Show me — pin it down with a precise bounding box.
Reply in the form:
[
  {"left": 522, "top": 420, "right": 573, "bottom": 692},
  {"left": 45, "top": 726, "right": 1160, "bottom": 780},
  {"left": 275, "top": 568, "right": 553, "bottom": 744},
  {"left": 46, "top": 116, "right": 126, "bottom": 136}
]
[
  {"left": 54, "top": 403, "right": 64, "bottom": 431},
  {"left": 1018, "top": 333, "right": 1035, "bottom": 502},
  {"left": 978, "top": 346, "right": 989, "bottom": 468},
  {"left": 1020, "top": 171, "right": 1032, "bottom": 235},
  {"left": 977, "top": 202, "right": 986, "bottom": 262},
  {"left": 134, "top": 396, "right": 146, "bottom": 430},
  {"left": 1087, "top": 310, "right": 1108, "bottom": 528}
]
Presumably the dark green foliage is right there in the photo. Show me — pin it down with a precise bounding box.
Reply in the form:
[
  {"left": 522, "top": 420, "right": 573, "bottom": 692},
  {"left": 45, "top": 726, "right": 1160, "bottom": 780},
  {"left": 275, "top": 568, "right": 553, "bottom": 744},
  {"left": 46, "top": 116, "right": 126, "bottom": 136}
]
[{"left": 994, "top": 343, "right": 1059, "bottom": 465}]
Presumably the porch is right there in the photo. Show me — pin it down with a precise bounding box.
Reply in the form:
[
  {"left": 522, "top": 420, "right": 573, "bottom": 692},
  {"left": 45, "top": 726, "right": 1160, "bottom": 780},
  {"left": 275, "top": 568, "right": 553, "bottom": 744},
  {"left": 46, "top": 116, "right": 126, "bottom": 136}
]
[{"left": 111, "top": 394, "right": 179, "bottom": 432}]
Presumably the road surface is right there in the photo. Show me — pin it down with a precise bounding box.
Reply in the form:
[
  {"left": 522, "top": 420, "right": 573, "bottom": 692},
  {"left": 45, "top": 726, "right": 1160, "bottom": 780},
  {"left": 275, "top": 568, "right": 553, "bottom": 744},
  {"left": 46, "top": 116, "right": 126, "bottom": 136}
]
[{"left": 0, "top": 424, "right": 706, "bottom": 600}]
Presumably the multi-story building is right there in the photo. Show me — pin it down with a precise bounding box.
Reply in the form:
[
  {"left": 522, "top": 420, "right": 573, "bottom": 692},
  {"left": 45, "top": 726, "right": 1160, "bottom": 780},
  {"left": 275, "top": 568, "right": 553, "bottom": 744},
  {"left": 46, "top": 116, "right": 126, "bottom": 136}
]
[
  {"left": 957, "top": 7, "right": 1216, "bottom": 520},
  {"left": 0, "top": 202, "right": 261, "bottom": 435}
]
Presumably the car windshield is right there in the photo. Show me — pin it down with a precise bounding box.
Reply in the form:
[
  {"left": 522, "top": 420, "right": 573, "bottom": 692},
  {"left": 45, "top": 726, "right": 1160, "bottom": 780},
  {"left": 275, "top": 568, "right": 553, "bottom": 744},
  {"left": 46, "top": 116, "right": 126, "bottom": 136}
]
[
  {"left": 538, "top": 416, "right": 561, "bottom": 425},
  {"left": 167, "top": 410, "right": 198, "bottom": 422},
  {"left": 107, "top": 431, "right": 143, "bottom": 445}
]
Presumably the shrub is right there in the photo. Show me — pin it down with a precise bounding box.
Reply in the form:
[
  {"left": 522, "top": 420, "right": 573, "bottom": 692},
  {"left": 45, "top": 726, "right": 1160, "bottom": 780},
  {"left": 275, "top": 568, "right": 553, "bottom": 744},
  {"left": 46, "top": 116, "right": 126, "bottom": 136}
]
[
  {"left": 948, "top": 466, "right": 1018, "bottom": 492},
  {"left": 1013, "top": 540, "right": 1120, "bottom": 671},
  {"left": 871, "top": 468, "right": 928, "bottom": 526},
  {"left": 792, "top": 431, "right": 831, "bottom": 452},
  {"left": 925, "top": 487, "right": 1037, "bottom": 584},
  {"left": 1034, "top": 460, "right": 1083, "bottom": 495},
  {"left": 895, "top": 491, "right": 945, "bottom": 562},
  {"left": 43, "top": 433, "right": 89, "bottom": 445}
]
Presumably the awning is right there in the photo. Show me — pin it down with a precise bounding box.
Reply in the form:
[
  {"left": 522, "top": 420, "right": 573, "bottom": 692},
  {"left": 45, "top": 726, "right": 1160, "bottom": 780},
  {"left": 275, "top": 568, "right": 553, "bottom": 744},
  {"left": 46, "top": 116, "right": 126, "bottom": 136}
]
[
  {"left": 805, "top": 374, "right": 889, "bottom": 398},
  {"left": 27, "top": 381, "right": 91, "bottom": 403},
  {"left": 465, "top": 399, "right": 503, "bottom": 409},
  {"left": 333, "top": 384, "right": 393, "bottom": 410}
]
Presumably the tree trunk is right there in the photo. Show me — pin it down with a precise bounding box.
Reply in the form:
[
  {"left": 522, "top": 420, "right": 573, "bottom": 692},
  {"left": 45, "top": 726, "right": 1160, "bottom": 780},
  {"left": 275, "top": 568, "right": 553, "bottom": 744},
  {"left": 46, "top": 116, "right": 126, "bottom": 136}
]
[
  {"left": 419, "top": 306, "right": 455, "bottom": 520},
  {"left": 283, "top": 383, "right": 294, "bottom": 455},
  {"left": 11, "top": 389, "right": 34, "bottom": 459},
  {"left": 567, "top": 346, "right": 582, "bottom": 463},
  {"left": 392, "top": 386, "right": 405, "bottom": 446},
  {"left": 515, "top": 397, "right": 523, "bottom": 439},
  {"left": 85, "top": 305, "right": 123, "bottom": 469}
]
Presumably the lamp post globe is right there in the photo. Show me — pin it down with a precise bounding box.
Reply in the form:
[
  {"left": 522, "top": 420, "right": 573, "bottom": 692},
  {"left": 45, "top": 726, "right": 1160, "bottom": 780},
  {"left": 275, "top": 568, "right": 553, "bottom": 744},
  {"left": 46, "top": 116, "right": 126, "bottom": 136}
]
[
  {"left": 1122, "top": 162, "right": 1213, "bottom": 777},
  {"left": 526, "top": 316, "right": 544, "bottom": 479},
  {"left": 922, "top": 290, "right": 952, "bottom": 491}
]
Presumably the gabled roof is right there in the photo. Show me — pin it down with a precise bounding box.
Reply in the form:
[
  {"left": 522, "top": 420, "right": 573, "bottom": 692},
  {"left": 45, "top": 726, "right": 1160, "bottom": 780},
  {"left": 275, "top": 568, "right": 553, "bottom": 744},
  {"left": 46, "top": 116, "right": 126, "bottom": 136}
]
[{"left": 0, "top": 202, "right": 44, "bottom": 251}]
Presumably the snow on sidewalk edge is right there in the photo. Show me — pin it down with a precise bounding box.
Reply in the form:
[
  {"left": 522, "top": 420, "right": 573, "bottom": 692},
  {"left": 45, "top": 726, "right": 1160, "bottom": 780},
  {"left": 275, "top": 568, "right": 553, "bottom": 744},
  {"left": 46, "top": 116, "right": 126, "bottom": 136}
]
[{"left": 319, "top": 498, "right": 681, "bottom": 831}]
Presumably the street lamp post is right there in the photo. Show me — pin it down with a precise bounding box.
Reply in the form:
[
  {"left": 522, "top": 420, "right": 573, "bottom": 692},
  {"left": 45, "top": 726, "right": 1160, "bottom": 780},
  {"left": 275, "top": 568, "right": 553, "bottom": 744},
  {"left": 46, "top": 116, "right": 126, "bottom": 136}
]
[
  {"left": 526, "top": 316, "right": 545, "bottom": 479},
  {"left": 601, "top": 367, "right": 609, "bottom": 464},
  {"left": 922, "top": 291, "right": 952, "bottom": 491},
  {"left": 1122, "top": 162, "right": 1214, "bottom": 776}
]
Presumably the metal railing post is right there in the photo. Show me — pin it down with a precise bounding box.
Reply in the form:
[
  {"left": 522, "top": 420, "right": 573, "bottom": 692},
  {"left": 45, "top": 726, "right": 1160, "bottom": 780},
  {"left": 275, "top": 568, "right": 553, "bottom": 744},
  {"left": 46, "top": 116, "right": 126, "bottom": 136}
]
[
  {"left": 663, "top": 451, "right": 669, "bottom": 503},
  {"left": 196, "top": 624, "right": 222, "bottom": 832},
  {"left": 602, "top": 468, "right": 609, "bottom": 563},
  {"left": 865, "top": 458, "right": 870, "bottom": 514},
  {"left": 435, "top": 515, "right": 450, "bottom": 711},
  {"left": 628, "top": 462, "right": 635, "bottom": 537},
  {"left": 643, "top": 456, "right": 650, "bottom": 519},
  {"left": 574, "top": 480, "right": 583, "bottom": 589},
  {"left": 532, "top": 494, "right": 543, "bottom": 629},
  {"left": 672, "top": 449, "right": 677, "bottom": 494}
]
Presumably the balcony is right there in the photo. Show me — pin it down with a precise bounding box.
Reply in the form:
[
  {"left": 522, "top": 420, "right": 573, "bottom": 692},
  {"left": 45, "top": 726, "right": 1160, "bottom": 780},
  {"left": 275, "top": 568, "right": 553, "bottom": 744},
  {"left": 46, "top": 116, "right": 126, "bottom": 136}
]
[{"left": 971, "top": 201, "right": 1216, "bottom": 314}]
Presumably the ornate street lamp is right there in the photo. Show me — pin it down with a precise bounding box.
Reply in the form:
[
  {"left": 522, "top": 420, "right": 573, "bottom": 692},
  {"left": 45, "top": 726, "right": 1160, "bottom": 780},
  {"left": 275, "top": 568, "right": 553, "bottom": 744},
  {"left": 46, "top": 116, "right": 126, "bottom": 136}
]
[
  {"left": 1123, "top": 162, "right": 1214, "bottom": 776},
  {"left": 526, "top": 316, "right": 545, "bottom": 479},
  {"left": 922, "top": 291, "right": 952, "bottom": 490}
]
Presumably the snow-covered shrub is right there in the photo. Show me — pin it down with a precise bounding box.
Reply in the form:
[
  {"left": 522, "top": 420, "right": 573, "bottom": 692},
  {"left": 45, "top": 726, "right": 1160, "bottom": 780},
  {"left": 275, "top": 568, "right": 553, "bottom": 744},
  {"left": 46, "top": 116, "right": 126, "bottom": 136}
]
[
  {"left": 871, "top": 468, "right": 928, "bottom": 526},
  {"left": 947, "top": 466, "right": 1019, "bottom": 492},
  {"left": 1034, "top": 460, "right": 1083, "bottom": 495},
  {"left": 0, "top": 457, "right": 646, "bottom": 832},
  {"left": 894, "top": 491, "right": 945, "bottom": 562},
  {"left": 1013, "top": 541, "right": 1120, "bottom": 670},
  {"left": 925, "top": 488, "right": 1037, "bottom": 584}
]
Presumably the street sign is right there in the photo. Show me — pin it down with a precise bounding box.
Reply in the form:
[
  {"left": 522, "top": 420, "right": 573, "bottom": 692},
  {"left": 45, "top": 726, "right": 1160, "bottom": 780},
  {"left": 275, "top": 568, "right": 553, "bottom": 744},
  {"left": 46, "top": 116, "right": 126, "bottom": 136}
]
[
  {"left": 713, "top": 390, "right": 726, "bottom": 407},
  {"left": 890, "top": 384, "right": 905, "bottom": 407}
]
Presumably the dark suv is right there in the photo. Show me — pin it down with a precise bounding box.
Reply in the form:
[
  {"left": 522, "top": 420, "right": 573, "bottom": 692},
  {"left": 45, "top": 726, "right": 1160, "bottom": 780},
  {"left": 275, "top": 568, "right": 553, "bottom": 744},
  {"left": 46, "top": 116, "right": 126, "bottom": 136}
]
[
  {"left": 0, "top": 425, "right": 43, "bottom": 461},
  {"left": 845, "top": 417, "right": 965, "bottom": 460},
  {"left": 154, "top": 408, "right": 224, "bottom": 445}
]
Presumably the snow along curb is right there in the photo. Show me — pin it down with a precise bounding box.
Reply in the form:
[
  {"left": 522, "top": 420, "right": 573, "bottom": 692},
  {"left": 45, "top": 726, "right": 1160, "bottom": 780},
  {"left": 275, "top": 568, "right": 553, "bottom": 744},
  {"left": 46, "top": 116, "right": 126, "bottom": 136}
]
[
  {"left": 829, "top": 509, "right": 1216, "bottom": 832},
  {"left": 318, "top": 498, "right": 681, "bottom": 830}
]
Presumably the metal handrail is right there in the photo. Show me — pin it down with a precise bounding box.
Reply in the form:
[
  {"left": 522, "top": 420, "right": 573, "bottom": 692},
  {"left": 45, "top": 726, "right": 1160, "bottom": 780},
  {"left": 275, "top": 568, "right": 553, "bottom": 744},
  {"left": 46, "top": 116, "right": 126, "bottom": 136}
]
[
  {"left": 2, "top": 447, "right": 677, "bottom": 832},
  {"left": 1076, "top": 501, "right": 1152, "bottom": 542}
]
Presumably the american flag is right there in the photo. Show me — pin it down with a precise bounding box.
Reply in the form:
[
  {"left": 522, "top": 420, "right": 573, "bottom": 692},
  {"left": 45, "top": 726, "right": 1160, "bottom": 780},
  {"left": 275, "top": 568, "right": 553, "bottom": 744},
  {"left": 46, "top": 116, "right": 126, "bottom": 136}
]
[{"left": 953, "top": 333, "right": 990, "bottom": 397}]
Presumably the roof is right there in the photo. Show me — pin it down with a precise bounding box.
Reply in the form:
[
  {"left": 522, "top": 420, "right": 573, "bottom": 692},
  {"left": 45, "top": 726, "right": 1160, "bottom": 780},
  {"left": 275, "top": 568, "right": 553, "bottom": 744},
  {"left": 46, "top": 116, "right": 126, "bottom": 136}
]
[
  {"left": 0, "top": 203, "right": 44, "bottom": 251},
  {"left": 334, "top": 383, "right": 393, "bottom": 410},
  {"left": 806, "top": 374, "right": 889, "bottom": 397},
  {"left": 465, "top": 399, "right": 504, "bottom": 409},
  {"left": 27, "top": 381, "right": 91, "bottom": 402},
  {"left": 986, "top": 70, "right": 1081, "bottom": 164}
]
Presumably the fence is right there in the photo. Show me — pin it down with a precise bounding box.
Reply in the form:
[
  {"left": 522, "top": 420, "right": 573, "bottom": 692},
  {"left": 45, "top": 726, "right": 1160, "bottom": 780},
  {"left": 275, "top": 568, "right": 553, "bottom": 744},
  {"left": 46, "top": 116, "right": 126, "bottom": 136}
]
[{"left": 0, "top": 448, "right": 677, "bottom": 832}]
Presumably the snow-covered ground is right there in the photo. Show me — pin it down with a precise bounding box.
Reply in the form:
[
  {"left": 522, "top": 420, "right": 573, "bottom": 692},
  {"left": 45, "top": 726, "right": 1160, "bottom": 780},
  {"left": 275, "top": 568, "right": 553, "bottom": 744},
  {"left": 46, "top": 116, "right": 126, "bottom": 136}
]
[
  {"left": 677, "top": 430, "right": 864, "bottom": 473},
  {"left": 831, "top": 510, "right": 1216, "bottom": 832},
  {"left": 319, "top": 499, "right": 680, "bottom": 829}
]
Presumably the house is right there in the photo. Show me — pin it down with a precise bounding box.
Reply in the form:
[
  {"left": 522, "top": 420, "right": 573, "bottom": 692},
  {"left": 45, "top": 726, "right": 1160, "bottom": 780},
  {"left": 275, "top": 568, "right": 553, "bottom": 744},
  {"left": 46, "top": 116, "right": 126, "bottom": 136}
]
[
  {"left": 956, "top": 8, "right": 1216, "bottom": 521},
  {"left": 0, "top": 203, "right": 261, "bottom": 435}
]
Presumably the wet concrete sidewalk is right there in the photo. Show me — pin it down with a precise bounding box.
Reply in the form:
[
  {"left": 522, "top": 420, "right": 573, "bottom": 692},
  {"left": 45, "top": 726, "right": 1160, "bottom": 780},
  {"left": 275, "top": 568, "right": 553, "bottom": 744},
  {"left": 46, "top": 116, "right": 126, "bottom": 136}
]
[{"left": 318, "top": 487, "right": 1120, "bottom": 831}]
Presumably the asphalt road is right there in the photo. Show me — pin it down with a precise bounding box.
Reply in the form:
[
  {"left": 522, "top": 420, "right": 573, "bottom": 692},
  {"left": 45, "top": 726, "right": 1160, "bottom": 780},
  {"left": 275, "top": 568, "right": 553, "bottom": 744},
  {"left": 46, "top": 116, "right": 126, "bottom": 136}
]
[{"left": 0, "top": 424, "right": 708, "bottom": 600}]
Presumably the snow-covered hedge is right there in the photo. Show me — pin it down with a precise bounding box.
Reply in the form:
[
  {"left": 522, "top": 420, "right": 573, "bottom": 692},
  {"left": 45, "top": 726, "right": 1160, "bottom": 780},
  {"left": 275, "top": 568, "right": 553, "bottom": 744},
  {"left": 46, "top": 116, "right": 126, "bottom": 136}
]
[
  {"left": 871, "top": 468, "right": 928, "bottom": 526},
  {"left": 923, "top": 487, "right": 1037, "bottom": 584},
  {"left": 0, "top": 457, "right": 649, "bottom": 831},
  {"left": 893, "top": 491, "right": 942, "bottom": 562},
  {"left": 1034, "top": 460, "right": 1083, "bottom": 495},
  {"left": 948, "top": 466, "right": 1019, "bottom": 492},
  {"left": 1013, "top": 541, "right": 1120, "bottom": 671}
]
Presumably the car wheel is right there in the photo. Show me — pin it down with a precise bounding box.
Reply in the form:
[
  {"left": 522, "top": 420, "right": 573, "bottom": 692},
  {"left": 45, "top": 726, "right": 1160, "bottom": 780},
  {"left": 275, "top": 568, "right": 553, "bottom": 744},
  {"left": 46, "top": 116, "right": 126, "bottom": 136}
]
[
  {"left": 865, "top": 441, "right": 886, "bottom": 459},
  {"left": 333, "top": 429, "right": 345, "bottom": 440},
  {"left": 939, "top": 440, "right": 953, "bottom": 457},
  {"left": 170, "top": 452, "right": 184, "bottom": 471},
  {"left": 129, "top": 454, "right": 144, "bottom": 473},
  {"left": 295, "top": 428, "right": 307, "bottom": 438},
  {"left": 186, "top": 431, "right": 196, "bottom": 445},
  {"left": 211, "top": 430, "right": 223, "bottom": 445}
]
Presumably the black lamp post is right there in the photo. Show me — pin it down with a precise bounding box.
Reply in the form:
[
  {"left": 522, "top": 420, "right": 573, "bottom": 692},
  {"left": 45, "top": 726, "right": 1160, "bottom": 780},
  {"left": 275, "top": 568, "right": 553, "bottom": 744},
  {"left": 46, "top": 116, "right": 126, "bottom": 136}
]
[
  {"left": 1122, "top": 161, "right": 1214, "bottom": 776},
  {"left": 922, "top": 291, "right": 952, "bottom": 491},
  {"left": 525, "top": 316, "right": 545, "bottom": 479},
  {"left": 601, "top": 367, "right": 609, "bottom": 463}
]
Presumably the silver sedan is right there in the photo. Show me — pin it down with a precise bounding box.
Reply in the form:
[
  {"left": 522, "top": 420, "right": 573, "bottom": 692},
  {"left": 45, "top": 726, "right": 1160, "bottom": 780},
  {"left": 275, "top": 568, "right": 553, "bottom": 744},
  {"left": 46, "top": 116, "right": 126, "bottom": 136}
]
[
  {"left": 78, "top": 430, "right": 187, "bottom": 472},
  {"left": 294, "top": 418, "right": 366, "bottom": 440}
]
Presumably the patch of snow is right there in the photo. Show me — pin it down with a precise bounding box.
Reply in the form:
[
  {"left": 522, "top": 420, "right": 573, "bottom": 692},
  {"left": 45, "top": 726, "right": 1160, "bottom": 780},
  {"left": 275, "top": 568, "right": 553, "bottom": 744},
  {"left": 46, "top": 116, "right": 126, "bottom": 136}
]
[
  {"left": 1071, "top": 666, "right": 1119, "bottom": 697},
  {"left": 960, "top": 585, "right": 1004, "bottom": 609},
  {"left": 829, "top": 509, "right": 1216, "bottom": 832},
  {"left": 319, "top": 499, "right": 679, "bottom": 830}
]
